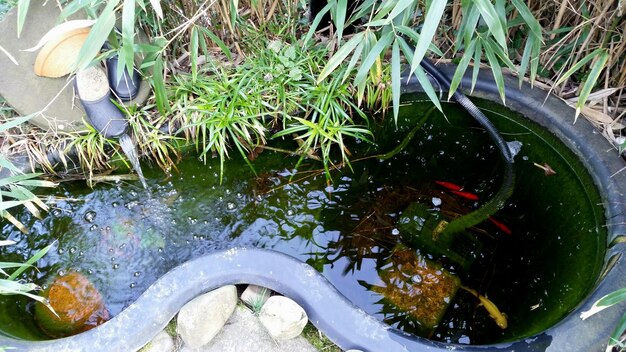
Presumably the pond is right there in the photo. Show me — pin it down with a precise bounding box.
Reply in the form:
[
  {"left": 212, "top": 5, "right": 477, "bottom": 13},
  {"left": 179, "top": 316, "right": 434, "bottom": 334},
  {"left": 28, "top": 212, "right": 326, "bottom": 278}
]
[{"left": 0, "top": 96, "right": 606, "bottom": 345}]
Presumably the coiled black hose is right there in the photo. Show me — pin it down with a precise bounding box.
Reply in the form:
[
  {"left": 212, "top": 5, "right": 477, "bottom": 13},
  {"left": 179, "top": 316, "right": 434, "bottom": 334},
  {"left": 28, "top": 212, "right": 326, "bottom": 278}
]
[{"left": 419, "top": 58, "right": 516, "bottom": 235}]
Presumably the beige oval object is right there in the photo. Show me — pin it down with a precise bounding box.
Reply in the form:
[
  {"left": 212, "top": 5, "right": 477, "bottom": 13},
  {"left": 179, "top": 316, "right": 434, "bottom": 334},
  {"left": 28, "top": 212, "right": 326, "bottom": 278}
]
[{"left": 34, "top": 27, "right": 90, "bottom": 78}]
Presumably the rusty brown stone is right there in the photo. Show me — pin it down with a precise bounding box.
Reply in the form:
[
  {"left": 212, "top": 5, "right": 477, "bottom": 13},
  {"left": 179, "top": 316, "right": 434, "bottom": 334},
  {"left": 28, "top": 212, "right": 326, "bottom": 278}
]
[{"left": 35, "top": 271, "right": 109, "bottom": 338}]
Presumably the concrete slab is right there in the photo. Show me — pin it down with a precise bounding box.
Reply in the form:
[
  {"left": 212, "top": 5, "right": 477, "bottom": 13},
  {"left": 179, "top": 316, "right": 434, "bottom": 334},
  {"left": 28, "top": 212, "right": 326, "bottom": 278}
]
[
  {"left": 0, "top": 2, "right": 150, "bottom": 133},
  {"left": 180, "top": 306, "right": 318, "bottom": 352},
  {"left": 0, "top": 1, "right": 86, "bottom": 133}
]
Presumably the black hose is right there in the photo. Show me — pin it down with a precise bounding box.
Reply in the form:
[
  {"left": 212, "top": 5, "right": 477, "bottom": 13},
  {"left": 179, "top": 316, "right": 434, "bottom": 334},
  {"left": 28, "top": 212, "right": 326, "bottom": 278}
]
[{"left": 419, "top": 58, "right": 515, "bottom": 235}]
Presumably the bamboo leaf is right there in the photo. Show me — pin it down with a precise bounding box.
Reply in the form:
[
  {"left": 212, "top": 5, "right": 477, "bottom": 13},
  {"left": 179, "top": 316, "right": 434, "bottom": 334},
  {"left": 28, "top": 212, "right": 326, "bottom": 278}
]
[
  {"left": 60, "top": 0, "right": 94, "bottom": 20},
  {"left": 553, "top": 48, "right": 605, "bottom": 87},
  {"left": 471, "top": 39, "right": 482, "bottom": 93},
  {"left": 483, "top": 38, "right": 506, "bottom": 103},
  {"left": 398, "top": 37, "right": 442, "bottom": 112},
  {"left": 518, "top": 34, "right": 534, "bottom": 87},
  {"left": 395, "top": 25, "right": 444, "bottom": 56},
  {"left": 190, "top": 26, "right": 199, "bottom": 82},
  {"left": 386, "top": 0, "right": 415, "bottom": 25},
  {"left": 391, "top": 39, "right": 401, "bottom": 123},
  {"left": 318, "top": 32, "right": 365, "bottom": 83},
  {"left": 304, "top": 2, "right": 333, "bottom": 44},
  {"left": 482, "top": 37, "right": 515, "bottom": 71},
  {"left": 511, "top": 0, "right": 543, "bottom": 40},
  {"left": 335, "top": 0, "right": 347, "bottom": 43},
  {"left": 342, "top": 41, "right": 364, "bottom": 82},
  {"left": 581, "top": 287, "right": 626, "bottom": 320},
  {"left": 0, "top": 173, "right": 41, "bottom": 188},
  {"left": 199, "top": 27, "right": 233, "bottom": 61},
  {"left": 448, "top": 39, "right": 477, "bottom": 100},
  {"left": 121, "top": 0, "right": 136, "bottom": 78},
  {"left": 371, "top": 0, "right": 397, "bottom": 21},
  {"left": 354, "top": 31, "right": 393, "bottom": 86},
  {"left": 575, "top": 50, "right": 609, "bottom": 121},
  {"left": 409, "top": 0, "right": 446, "bottom": 78},
  {"left": 607, "top": 311, "right": 626, "bottom": 352},
  {"left": 153, "top": 54, "right": 169, "bottom": 116},
  {"left": 473, "top": 0, "right": 507, "bottom": 49},
  {"left": 149, "top": 0, "right": 163, "bottom": 19},
  {"left": 75, "top": 0, "right": 119, "bottom": 71},
  {"left": 0, "top": 114, "right": 34, "bottom": 133},
  {"left": 16, "top": 0, "right": 30, "bottom": 37}
]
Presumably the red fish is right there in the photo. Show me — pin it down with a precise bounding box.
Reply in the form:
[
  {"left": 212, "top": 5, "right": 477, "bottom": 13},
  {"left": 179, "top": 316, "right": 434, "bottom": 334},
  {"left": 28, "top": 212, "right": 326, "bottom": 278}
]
[
  {"left": 489, "top": 216, "right": 512, "bottom": 235},
  {"left": 450, "top": 190, "right": 480, "bottom": 201},
  {"left": 435, "top": 180, "right": 464, "bottom": 192}
]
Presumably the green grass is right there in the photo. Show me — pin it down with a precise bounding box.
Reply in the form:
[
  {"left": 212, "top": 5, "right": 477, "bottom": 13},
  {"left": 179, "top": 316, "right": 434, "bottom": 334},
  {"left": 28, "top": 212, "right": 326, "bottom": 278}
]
[{"left": 301, "top": 323, "right": 341, "bottom": 352}]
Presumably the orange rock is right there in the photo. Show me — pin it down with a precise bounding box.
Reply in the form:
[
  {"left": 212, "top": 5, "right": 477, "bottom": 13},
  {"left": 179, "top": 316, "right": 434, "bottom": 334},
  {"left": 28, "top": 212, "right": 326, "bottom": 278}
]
[{"left": 35, "top": 271, "right": 109, "bottom": 338}]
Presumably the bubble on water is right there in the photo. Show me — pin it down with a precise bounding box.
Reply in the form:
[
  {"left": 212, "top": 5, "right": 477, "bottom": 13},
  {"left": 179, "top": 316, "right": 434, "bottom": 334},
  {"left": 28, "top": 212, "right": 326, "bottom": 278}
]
[
  {"left": 105, "top": 226, "right": 111, "bottom": 231},
  {"left": 188, "top": 217, "right": 197, "bottom": 224},
  {"left": 87, "top": 270, "right": 93, "bottom": 275},
  {"left": 432, "top": 197, "right": 442, "bottom": 207},
  {"left": 119, "top": 243, "right": 126, "bottom": 250},
  {"left": 58, "top": 270, "right": 66, "bottom": 276},
  {"left": 129, "top": 283, "right": 136, "bottom": 288},
  {"left": 111, "top": 257, "right": 116, "bottom": 262},
  {"left": 157, "top": 248, "right": 163, "bottom": 253},
  {"left": 171, "top": 219, "right": 177, "bottom": 225},
  {"left": 112, "top": 263, "right": 120, "bottom": 270},
  {"left": 79, "top": 251, "right": 84, "bottom": 256},
  {"left": 193, "top": 235, "right": 199, "bottom": 240},
  {"left": 83, "top": 211, "right": 96, "bottom": 223},
  {"left": 89, "top": 225, "right": 98, "bottom": 231},
  {"left": 286, "top": 209, "right": 294, "bottom": 216},
  {"left": 391, "top": 228, "right": 400, "bottom": 235},
  {"left": 236, "top": 193, "right": 243, "bottom": 199},
  {"left": 112, "top": 202, "right": 119, "bottom": 208},
  {"left": 134, "top": 272, "right": 141, "bottom": 277},
  {"left": 57, "top": 248, "right": 65, "bottom": 255},
  {"left": 225, "top": 189, "right": 231, "bottom": 195},
  {"left": 226, "top": 202, "right": 236, "bottom": 211},
  {"left": 69, "top": 247, "right": 77, "bottom": 254},
  {"left": 52, "top": 209, "right": 62, "bottom": 216},
  {"left": 109, "top": 248, "right": 114, "bottom": 253}
]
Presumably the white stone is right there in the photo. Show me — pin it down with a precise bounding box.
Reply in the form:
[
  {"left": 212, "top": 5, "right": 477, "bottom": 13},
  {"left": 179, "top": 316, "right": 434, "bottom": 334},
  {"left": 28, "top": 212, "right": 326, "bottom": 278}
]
[
  {"left": 177, "top": 285, "right": 238, "bottom": 349},
  {"left": 141, "top": 330, "right": 175, "bottom": 352},
  {"left": 258, "top": 296, "right": 308, "bottom": 340},
  {"left": 179, "top": 306, "right": 317, "bottom": 352},
  {"left": 240, "top": 284, "right": 271, "bottom": 310}
]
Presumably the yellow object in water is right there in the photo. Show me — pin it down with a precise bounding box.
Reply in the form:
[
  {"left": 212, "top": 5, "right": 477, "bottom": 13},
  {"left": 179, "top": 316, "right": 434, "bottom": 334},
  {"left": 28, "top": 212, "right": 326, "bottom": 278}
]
[{"left": 461, "top": 286, "right": 508, "bottom": 329}]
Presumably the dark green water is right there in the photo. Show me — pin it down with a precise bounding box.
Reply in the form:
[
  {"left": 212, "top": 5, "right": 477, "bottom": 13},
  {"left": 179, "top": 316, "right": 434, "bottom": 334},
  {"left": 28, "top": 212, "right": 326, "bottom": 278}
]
[{"left": 0, "top": 98, "right": 606, "bottom": 344}]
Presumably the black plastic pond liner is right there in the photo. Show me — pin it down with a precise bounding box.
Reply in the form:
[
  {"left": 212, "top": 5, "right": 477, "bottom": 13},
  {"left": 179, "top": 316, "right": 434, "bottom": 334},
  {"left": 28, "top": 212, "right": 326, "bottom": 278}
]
[{"left": 1, "top": 65, "right": 625, "bottom": 352}]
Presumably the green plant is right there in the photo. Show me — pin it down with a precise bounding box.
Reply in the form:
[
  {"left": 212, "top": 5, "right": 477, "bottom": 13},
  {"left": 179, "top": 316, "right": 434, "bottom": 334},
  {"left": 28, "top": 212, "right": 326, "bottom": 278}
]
[
  {"left": 301, "top": 323, "right": 341, "bottom": 352},
  {"left": 247, "top": 287, "right": 268, "bottom": 315},
  {"left": 0, "top": 241, "right": 55, "bottom": 313},
  {"left": 581, "top": 287, "right": 626, "bottom": 352},
  {"left": 315, "top": 0, "right": 613, "bottom": 123},
  {"left": 169, "top": 36, "right": 372, "bottom": 181},
  {"left": 1, "top": 115, "right": 57, "bottom": 233}
]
